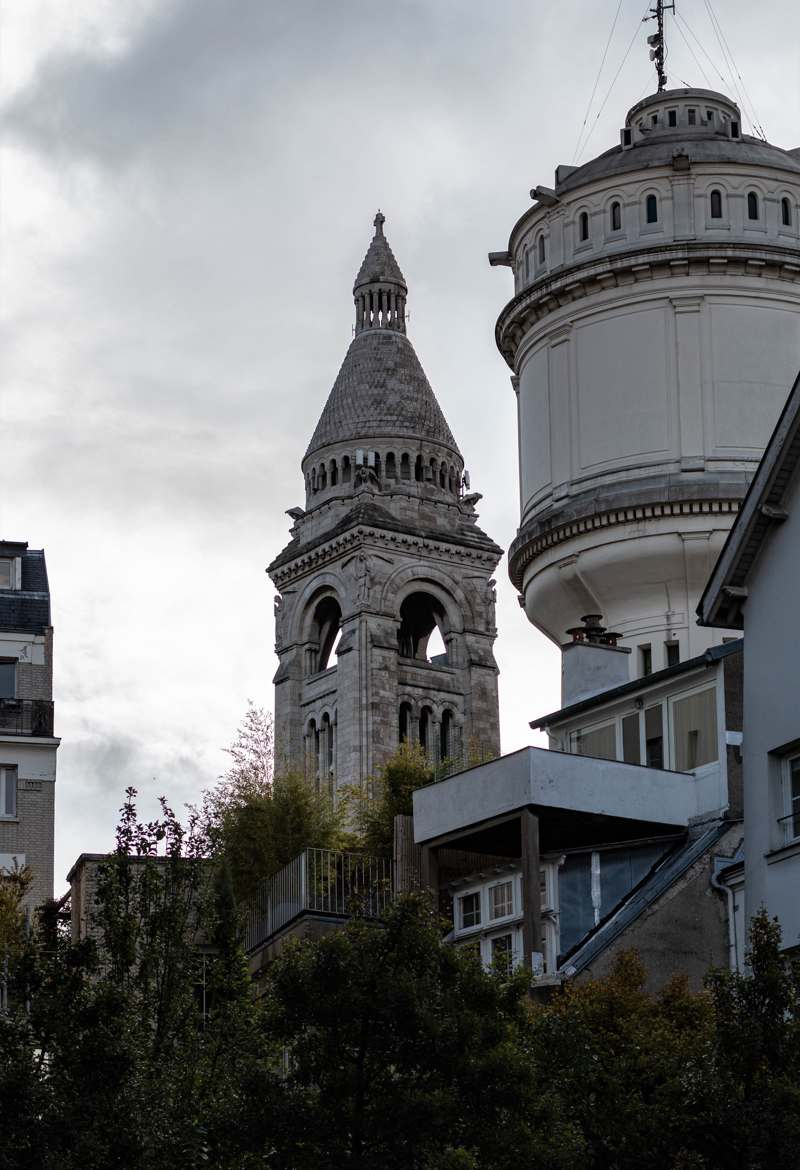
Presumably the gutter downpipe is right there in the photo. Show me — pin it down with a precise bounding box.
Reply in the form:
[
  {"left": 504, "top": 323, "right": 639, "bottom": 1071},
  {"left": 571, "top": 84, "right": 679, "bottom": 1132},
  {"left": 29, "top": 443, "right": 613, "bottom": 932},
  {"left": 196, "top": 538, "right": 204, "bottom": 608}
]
[{"left": 711, "top": 860, "right": 740, "bottom": 972}]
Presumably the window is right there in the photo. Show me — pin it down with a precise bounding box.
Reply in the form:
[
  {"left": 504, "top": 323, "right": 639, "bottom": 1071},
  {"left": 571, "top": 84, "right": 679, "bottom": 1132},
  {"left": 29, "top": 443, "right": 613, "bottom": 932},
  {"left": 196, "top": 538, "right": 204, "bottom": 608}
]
[
  {"left": 706, "top": 109, "right": 715, "bottom": 124},
  {"left": 440, "top": 709, "right": 453, "bottom": 760},
  {"left": 688, "top": 108, "right": 697, "bottom": 126},
  {"left": 399, "top": 702, "right": 411, "bottom": 744},
  {"left": 622, "top": 128, "right": 632, "bottom": 147},
  {"left": 645, "top": 194, "right": 658, "bottom": 224},
  {"left": 665, "top": 642, "right": 680, "bottom": 668},
  {"left": 537, "top": 234, "right": 545, "bottom": 264},
  {"left": 0, "top": 767, "right": 17, "bottom": 819},
  {"left": 710, "top": 189, "right": 723, "bottom": 219},
  {"left": 490, "top": 933, "right": 513, "bottom": 974},
  {"left": 645, "top": 705, "right": 664, "bottom": 769},
  {"left": 398, "top": 592, "right": 448, "bottom": 663},
  {"left": 0, "top": 662, "right": 15, "bottom": 699},
  {"left": 651, "top": 113, "right": 658, "bottom": 127},
  {"left": 419, "top": 707, "right": 431, "bottom": 754},
  {"left": 782, "top": 756, "right": 800, "bottom": 843},
  {"left": 610, "top": 201, "right": 622, "bottom": 232},
  {"left": 459, "top": 891, "right": 481, "bottom": 930},
  {"left": 489, "top": 880, "right": 514, "bottom": 920},
  {"left": 731, "top": 120, "right": 740, "bottom": 139},
  {"left": 668, "top": 109, "right": 677, "bottom": 127},
  {"left": 672, "top": 687, "right": 718, "bottom": 771},
  {"left": 0, "top": 560, "right": 11, "bottom": 589},
  {"left": 782, "top": 197, "right": 793, "bottom": 227},
  {"left": 575, "top": 722, "right": 616, "bottom": 761},
  {"left": 579, "top": 210, "right": 589, "bottom": 242},
  {"left": 640, "top": 645, "right": 652, "bottom": 677},
  {"left": 747, "top": 191, "right": 760, "bottom": 221},
  {"left": 525, "top": 247, "right": 530, "bottom": 280},
  {"left": 622, "top": 713, "right": 640, "bottom": 765}
]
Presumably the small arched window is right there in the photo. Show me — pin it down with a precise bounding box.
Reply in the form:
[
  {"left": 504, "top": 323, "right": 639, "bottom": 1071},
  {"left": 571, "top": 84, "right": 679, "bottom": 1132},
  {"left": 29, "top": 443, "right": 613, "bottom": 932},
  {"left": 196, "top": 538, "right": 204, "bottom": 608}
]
[
  {"left": 400, "top": 453, "right": 411, "bottom": 481},
  {"left": 399, "top": 701, "right": 411, "bottom": 744},
  {"left": 747, "top": 191, "right": 759, "bottom": 221},
  {"left": 440, "top": 710, "right": 454, "bottom": 761},
  {"left": 385, "top": 452, "right": 396, "bottom": 478},
  {"left": 419, "top": 707, "right": 432, "bottom": 755},
  {"left": 342, "top": 455, "right": 351, "bottom": 483},
  {"left": 781, "top": 197, "right": 792, "bottom": 228},
  {"left": 645, "top": 194, "right": 658, "bottom": 224},
  {"left": 524, "top": 248, "right": 531, "bottom": 280},
  {"left": 610, "top": 201, "right": 622, "bottom": 232},
  {"left": 319, "top": 463, "right": 327, "bottom": 489},
  {"left": 710, "top": 189, "right": 723, "bottom": 219},
  {"left": 439, "top": 462, "right": 447, "bottom": 488},
  {"left": 329, "top": 459, "right": 338, "bottom": 486},
  {"left": 448, "top": 465, "right": 456, "bottom": 493},
  {"left": 579, "top": 211, "right": 589, "bottom": 242},
  {"left": 414, "top": 455, "right": 423, "bottom": 482},
  {"left": 537, "top": 234, "right": 546, "bottom": 264}
]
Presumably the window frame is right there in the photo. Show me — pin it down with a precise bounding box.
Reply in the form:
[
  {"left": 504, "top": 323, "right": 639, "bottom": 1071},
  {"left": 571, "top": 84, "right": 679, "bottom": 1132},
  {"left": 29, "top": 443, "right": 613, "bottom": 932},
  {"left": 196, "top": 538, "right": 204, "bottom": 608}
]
[
  {"left": 0, "top": 560, "right": 12, "bottom": 590},
  {"left": 0, "top": 660, "right": 16, "bottom": 700},
  {"left": 746, "top": 190, "right": 760, "bottom": 222},
  {"left": 780, "top": 754, "right": 800, "bottom": 845},
  {"left": 609, "top": 200, "right": 623, "bottom": 233},
  {"left": 645, "top": 193, "right": 659, "bottom": 225},
  {"left": 0, "top": 766, "right": 18, "bottom": 820},
  {"left": 668, "top": 683, "right": 720, "bottom": 773},
  {"left": 487, "top": 877, "right": 516, "bottom": 924}
]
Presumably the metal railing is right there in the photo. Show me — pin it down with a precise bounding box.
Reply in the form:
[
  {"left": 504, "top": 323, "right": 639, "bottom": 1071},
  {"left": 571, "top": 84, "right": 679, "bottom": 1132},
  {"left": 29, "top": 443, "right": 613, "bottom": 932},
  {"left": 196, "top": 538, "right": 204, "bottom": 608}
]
[
  {"left": 244, "top": 848, "right": 392, "bottom": 954},
  {"left": 0, "top": 698, "right": 54, "bottom": 737}
]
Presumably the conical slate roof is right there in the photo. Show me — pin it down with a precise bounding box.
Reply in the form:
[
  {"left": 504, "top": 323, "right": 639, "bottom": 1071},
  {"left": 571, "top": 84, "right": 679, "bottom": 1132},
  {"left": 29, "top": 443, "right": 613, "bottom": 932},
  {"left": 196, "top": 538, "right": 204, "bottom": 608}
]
[
  {"left": 304, "top": 328, "right": 461, "bottom": 460},
  {"left": 354, "top": 212, "right": 407, "bottom": 291}
]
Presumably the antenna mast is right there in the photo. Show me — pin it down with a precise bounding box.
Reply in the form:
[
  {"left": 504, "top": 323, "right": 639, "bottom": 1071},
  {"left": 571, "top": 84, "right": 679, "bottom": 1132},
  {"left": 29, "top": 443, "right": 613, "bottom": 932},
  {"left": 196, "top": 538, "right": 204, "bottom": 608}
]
[{"left": 644, "top": 1, "right": 675, "bottom": 93}]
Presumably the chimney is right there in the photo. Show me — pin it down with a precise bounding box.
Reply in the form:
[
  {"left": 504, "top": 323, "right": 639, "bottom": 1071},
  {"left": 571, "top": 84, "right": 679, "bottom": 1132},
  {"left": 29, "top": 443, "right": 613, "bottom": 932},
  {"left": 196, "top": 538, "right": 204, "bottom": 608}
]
[{"left": 561, "top": 615, "right": 631, "bottom": 706}]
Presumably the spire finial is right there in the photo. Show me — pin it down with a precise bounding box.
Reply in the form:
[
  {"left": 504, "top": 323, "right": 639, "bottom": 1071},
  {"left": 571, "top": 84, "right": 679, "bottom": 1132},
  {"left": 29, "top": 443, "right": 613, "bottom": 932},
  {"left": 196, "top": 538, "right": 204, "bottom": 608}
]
[{"left": 373, "top": 210, "right": 385, "bottom": 236}]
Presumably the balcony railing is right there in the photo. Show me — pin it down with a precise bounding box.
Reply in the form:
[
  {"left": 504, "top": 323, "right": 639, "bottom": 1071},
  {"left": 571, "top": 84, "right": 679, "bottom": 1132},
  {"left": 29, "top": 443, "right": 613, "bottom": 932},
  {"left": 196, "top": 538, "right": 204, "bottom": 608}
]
[
  {"left": 0, "top": 698, "right": 54, "bottom": 737},
  {"left": 244, "top": 848, "right": 392, "bottom": 954}
]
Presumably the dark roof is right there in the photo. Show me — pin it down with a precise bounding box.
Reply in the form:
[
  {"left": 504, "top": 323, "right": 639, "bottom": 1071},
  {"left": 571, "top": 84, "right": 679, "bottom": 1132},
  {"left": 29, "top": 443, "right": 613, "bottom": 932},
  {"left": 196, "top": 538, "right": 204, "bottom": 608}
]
[
  {"left": 699, "top": 368, "right": 800, "bottom": 629},
  {"left": 354, "top": 222, "right": 407, "bottom": 291},
  {"left": 0, "top": 547, "right": 51, "bottom": 634},
  {"left": 530, "top": 639, "right": 742, "bottom": 730},
  {"left": 563, "top": 822, "right": 731, "bottom": 975},
  {"left": 555, "top": 133, "right": 800, "bottom": 198},
  {"left": 268, "top": 498, "right": 501, "bottom": 575},
  {"left": 304, "top": 329, "right": 461, "bottom": 461}
]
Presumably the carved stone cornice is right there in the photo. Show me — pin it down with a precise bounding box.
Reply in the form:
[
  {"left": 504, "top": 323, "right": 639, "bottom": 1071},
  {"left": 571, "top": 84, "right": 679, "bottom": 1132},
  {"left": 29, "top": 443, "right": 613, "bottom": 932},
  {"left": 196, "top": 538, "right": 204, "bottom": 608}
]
[
  {"left": 496, "top": 240, "right": 800, "bottom": 368},
  {"left": 509, "top": 496, "right": 741, "bottom": 590},
  {"left": 271, "top": 523, "right": 501, "bottom": 589}
]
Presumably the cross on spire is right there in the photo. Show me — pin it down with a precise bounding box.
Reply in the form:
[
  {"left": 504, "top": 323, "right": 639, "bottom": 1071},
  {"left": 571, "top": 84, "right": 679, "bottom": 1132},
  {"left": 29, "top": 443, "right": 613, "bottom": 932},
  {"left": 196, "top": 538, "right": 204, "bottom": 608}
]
[{"left": 373, "top": 210, "right": 385, "bottom": 236}]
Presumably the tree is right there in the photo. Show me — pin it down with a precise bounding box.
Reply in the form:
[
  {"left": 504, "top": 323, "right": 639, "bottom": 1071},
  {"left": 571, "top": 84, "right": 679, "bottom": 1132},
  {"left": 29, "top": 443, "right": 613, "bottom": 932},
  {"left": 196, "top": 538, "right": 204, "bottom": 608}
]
[
  {"left": 350, "top": 742, "right": 435, "bottom": 858},
  {"left": 264, "top": 892, "right": 583, "bottom": 1170},
  {"left": 203, "top": 702, "right": 345, "bottom": 902}
]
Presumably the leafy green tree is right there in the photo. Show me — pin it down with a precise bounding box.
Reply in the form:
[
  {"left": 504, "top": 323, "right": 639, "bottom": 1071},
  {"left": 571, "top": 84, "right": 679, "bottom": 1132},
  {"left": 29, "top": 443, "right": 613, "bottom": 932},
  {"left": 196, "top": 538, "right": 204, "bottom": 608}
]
[
  {"left": 265, "top": 891, "right": 583, "bottom": 1170},
  {"left": 204, "top": 703, "right": 345, "bottom": 901},
  {"left": 704, "top": 910, "right": 800, "bottom": 1169},
  {"left": 350, "top": 742, "right": 435, "bottom": 857}
]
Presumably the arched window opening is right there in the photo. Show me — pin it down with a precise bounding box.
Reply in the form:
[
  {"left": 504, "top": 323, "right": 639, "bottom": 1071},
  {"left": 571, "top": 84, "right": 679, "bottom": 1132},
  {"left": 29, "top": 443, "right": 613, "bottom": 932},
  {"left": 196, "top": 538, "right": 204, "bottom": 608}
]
[
  {"left": 306, "top": 595, "right": 342, "bottom": 675},
  {"left": 440, "top": 710, "right": 454, "bottom": 761},
  {"left": 397, "top": 592, "right": 449, "bottom": 664},
  {"left": 419, "top": 707, "right": 432, "bottom": 755},
  {"left": 306, "top": 719, "right": 319, "bottom": 784},
  {"left": 321, "top": 712, "right": 334, "bottom": 782},
  {"left": 525, "top": 248, "right": 530, "bottom": 280},
  {"left": 439, "top": 462, "right": 447, "bottom": 488},
  {"left": 399, "top": 701, "right": 412, "bottom": 744},
  {"left": 710, "top": 189, "right": 723, "bottom": 219},
  {"left": 645, "top": 193, "right": 658, "bottom": 224},
  {"left": 386, "top": 452, "right": 397, "bottom": 478},
  {"left": 579, "top": 211, "right": 589, "bottom": 242},
  {"left": 414, "top": 455, "right": 423, "bottom": 482},
  {"left": 342, "top": 455, "right": 352, "bottom": 483},
  {"left": 782, "top": 197, "right": 792, "bottom": 227},
  {"left": 610, "top": 201, "right": 622, "bottom": 232},
  {"left": 329, "top": 460, "right": 338, "bottom": 486},
  {"left": 448, "top": 465, "right": 456, "bottom": 493},
  {"left": 429, "top": 457, "right": 437, "bottom": 482},
  {"left": 400, "top": 453, "right": 411, "bottom": 481},
  {"left": 747, "top": 191, "right": 759, "bottom": 221},
  {"left": 311, "top": 468, "right": 317, "bottom": 491},
  {"left": 319, "top": 463, "right": 327, "bottom": 489},
  {"left": 537, "top": 234, "right": 545, "bottom": 264}
]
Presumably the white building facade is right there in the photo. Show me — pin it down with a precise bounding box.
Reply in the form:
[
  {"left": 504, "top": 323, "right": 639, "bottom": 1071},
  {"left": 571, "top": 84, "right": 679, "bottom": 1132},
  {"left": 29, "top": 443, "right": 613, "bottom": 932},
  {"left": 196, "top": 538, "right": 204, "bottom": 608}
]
[{"left": 491, "top": 88, "right": 800, "bottom": 675}]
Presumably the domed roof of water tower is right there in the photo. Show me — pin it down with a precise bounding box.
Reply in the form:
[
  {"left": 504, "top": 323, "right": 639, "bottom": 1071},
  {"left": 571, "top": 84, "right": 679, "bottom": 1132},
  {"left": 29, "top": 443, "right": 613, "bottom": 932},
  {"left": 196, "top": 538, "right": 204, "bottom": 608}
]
[{"left": 304, "top": 213, "right": 461, "bottom": 463}]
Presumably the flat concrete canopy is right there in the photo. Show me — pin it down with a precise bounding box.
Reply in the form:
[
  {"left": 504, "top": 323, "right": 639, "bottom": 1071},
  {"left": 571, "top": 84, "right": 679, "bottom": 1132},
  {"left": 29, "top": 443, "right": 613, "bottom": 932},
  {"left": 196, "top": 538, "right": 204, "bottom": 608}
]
[{"left": 412, "top": 746, "right": 691, "bottom": 847}]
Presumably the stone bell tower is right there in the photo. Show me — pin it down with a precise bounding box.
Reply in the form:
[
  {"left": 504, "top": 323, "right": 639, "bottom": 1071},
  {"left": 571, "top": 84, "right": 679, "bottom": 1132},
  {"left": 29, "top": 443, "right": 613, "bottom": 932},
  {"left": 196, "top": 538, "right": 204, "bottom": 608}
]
[{"left": 268, "top": 213, "right": 502, "bottom": 795}]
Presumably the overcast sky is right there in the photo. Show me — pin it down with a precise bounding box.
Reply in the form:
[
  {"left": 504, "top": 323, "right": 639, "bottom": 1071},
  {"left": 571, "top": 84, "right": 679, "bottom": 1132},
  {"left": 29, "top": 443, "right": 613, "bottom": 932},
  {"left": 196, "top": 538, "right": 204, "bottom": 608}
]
[{"left": 1, "top": 0, "right": 797, "bottom": 889}]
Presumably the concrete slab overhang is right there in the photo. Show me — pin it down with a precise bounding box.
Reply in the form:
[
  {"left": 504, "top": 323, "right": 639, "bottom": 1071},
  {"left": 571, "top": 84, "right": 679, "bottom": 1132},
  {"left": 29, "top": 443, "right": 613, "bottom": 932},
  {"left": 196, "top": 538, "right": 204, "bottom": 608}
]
[{"left": 412, "top": 746, "right": 691, "bottom": 847}]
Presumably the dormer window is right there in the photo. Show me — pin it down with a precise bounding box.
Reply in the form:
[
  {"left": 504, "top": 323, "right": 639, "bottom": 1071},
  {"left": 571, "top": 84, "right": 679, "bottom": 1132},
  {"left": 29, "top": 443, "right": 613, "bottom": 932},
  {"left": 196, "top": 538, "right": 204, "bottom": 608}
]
[
  {"left": 610, "top": 201, "right": 622, "bottom": 232},
  {"left": 0, "top": 560, "right": 11, "bottom": 589},
  {"left": 747, "top": 191, "right": 760, "bottom": 221}
]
